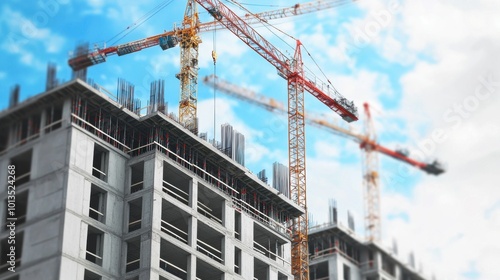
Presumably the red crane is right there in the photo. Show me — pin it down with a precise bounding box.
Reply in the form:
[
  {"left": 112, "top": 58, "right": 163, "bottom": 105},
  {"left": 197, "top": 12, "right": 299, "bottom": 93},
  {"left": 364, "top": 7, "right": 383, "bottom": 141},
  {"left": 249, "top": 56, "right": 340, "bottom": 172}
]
[
  {"left": 203, "top": 75, "right": 444, "bottom": 242},
  {"left": 194, "top": 1, "right": 358, "bottom": 279}
]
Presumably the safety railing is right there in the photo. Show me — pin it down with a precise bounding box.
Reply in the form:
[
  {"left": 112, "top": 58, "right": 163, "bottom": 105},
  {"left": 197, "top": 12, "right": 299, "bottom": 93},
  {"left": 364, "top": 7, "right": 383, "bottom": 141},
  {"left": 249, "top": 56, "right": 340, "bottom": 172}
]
[
  {"left": 197, "top": 239, "right": 223, "bottom": 264},
  {"left": 86, "top": 250, "right": 103, "bottom": 266},
  {"left": 130, "top": 180, "right": 144, "bottom": 193},
  {"left": 128, "top": 219, "right": 141, "bottom": 232},
  {"left": 162, "top": 180, "right": 189, "bottom": 206},
  {"left": 197, "top": 201, "right": 222, "bottom": 225},
  {"left": 126, "top": 258, "right": 140, "bottom": 272},
  {"left": 161, "top": 220, "right": 188, "bottom": 244},
  {"left": 253, "top": 241, "right": 290, "bottom": 265},
  {"left": 89, "top": 207, "right": 104, "bottom": 222}
]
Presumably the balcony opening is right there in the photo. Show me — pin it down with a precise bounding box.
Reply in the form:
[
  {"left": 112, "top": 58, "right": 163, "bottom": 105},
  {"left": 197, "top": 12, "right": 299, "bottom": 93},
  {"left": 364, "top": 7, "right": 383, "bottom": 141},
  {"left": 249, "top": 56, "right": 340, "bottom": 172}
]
[
  {"left": 197, "top": 183, "right": 224, "bottom": 225},
  {"left": 234, "top": 247, "right": 241, "bottom": 275},
  {"left": 310, "top": 261, "right": 329, "bottom": 280},
  {"left": 234, "top": 211, "right": 241, "bottom": 240},
  {"left": 84, "top": 269, "right": 102, "bottom": 280},
  {"left": 254, "top": 258, "right": 269, "bottom": 280},
  {"left": 253, "top": 223, "right": 287, "bottom": 262},
  {"left": 368, "top": 250, "right": 374, "bottom": 268},
  {"left": 45, "top": 104, "right": 63, "bottom": 133},
  {"left": 128, "top": 197, "right": 142, "bottom": 232},
  {"left": 163, "top": 162, "right": 190, "bottom": 206},
  {"left": 130, "top": 162, "right": 144, "bottom": 193},
  {"left": 10, "top": 149, "right": 32, "bottom": 186},
  {"left": 0, "top": 231, "right": 23, "bottom": 272},
  {"left": 382, "top": 256, "right": 396, "bottom": 277},
  {"left": 0, "top": 128, "right": 7, "bottom": 153},
  {"left": 343, "top": 264, "right": 351, "bottom": 280},
  {"left": 86, "top": 226, "right": 104, "bottom": 266},
  {"left": 89, "top": 185, "right": 106, "bottom": 223},
  {"left": 161, "top": 199, "right": 189, "bottom": 244},
  {"left": 196, "top": 258, "right": 223, "bottom": 280},
  {"left": 160, "top": 239, "right": 189, "bottom": 280},
  {"left": 92, "top": 144, "right": 108, "bottom": 182},
  {"left": 126, "top": 237, "right": 141, "bottom": 272},
  {"left": 197, "top": 222, "right": 223, "bottom": 264},
  {"left": 278, "top": 272, "right": 287, "bottom": 280}
]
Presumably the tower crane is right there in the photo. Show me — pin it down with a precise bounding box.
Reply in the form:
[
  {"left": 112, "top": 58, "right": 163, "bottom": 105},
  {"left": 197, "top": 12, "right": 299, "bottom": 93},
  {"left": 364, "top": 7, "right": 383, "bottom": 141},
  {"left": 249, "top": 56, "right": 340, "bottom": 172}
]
[
  {"left": 194, "top": 1, "right": 359, "bottom": 279},
  {"left": 202, "top": 74, "right": 445, "bottom": 242},
  {"left": 68, "top": 0, "right": 357, "bottom": 134}
]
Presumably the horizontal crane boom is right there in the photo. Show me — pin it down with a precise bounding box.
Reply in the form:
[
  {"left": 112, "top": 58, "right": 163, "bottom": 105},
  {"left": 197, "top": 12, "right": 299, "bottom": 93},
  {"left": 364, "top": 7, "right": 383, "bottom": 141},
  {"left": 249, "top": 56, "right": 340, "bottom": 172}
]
[{"left": 203, "top": 74, "right": 444, "bottom": 175}]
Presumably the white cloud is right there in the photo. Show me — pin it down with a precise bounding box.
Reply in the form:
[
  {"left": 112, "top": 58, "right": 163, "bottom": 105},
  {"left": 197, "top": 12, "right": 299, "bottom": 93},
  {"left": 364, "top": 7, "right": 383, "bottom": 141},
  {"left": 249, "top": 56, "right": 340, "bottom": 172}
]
[
  {"left": 0, "top": 5, "right": 66, "bottom": 70},
  {"left": 343, "top": 1, "right": 500, "bottom": 279}
]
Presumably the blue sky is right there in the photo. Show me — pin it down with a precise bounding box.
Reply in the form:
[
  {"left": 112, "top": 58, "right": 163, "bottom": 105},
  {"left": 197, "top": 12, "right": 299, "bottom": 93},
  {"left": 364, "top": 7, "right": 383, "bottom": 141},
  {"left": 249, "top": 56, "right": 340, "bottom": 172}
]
[{"left": 1, "top": 0, "right": 499, "bottom": 279}]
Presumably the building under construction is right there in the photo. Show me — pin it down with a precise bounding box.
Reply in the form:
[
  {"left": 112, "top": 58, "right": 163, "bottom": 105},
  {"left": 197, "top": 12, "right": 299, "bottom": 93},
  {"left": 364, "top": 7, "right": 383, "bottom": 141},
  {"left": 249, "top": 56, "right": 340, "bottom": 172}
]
[
  {"left": 0, "top": 78, "right": 303, "bottom": 280},
  {"left": 308, "top": 204, "right": 427, "bottom": 280}
]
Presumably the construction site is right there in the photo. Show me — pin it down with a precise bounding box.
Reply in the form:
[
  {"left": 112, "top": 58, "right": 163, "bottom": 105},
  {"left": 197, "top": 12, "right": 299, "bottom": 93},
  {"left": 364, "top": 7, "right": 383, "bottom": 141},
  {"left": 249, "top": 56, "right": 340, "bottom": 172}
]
[{"left": 0, "top": 0, "right": 446, "bottom": 280}]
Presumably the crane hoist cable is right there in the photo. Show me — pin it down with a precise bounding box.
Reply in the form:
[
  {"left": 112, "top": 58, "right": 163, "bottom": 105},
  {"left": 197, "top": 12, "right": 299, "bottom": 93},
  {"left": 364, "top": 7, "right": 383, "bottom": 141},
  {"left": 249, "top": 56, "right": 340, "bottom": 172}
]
[
  {"left": 212, "top": 18, "right": 218, "bottom": 142},
  {"left": 107, "top": 0, "right": 174, "bottom": 46}
]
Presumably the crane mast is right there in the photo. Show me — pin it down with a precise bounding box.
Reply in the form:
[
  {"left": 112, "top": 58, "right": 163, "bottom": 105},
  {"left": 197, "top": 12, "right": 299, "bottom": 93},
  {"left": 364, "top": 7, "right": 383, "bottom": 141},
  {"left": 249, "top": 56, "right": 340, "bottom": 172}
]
[
  {"left": 194, "top": 1, "right": 358, "bottom": 279},
  {"left": 203, "top": 75, "right": 445, "bottom": 243},
  {"left": 67, "top": 0, "right": 357, "bottom": 134},
  {"left": 361, "top": 103, "right": 381, "bottom": 242},
  {"left": 178, "top": 0, "right": 201, "bottom": 133},
  {"left": 288, "top": 41, "right": 309, "bottom": 279}
]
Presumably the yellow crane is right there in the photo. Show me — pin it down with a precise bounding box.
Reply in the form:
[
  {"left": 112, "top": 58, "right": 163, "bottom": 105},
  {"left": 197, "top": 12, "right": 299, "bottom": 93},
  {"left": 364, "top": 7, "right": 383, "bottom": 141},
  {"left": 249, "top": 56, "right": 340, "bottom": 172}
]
[{"left": 68, "top": 0, "right": 357, "bottom": 134}]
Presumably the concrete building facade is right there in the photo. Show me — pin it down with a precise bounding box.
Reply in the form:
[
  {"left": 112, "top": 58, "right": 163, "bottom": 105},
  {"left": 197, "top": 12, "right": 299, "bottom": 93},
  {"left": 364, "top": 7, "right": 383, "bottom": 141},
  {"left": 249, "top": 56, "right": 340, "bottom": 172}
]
[
  {"left": 308, "top": 223, "right": 426, "bottom": 280},
  {"left": 0, "top": 79, "right": 303, "bottom": 280}
]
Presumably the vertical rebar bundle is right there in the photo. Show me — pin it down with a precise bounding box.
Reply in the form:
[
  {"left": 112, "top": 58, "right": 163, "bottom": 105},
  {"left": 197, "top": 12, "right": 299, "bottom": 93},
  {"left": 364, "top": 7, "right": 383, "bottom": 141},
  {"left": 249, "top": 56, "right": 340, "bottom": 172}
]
[
  {"left": 257, "top": 169, "right": 268, "bottom": 184},
  {"left": 46, "top": 63, "right": 59, "bottom": 91},
  {"left": 72, "top": 43, "right": 89, "bottom": 81},
  {"left": 273, "top": 162, "right": 289, "bottom": 197},
  {"left": 220, "top": 123, "right": 245, "bottom": 166},
  {"left": 347, "top": 211, "right": 355, "bottom": 231},
  {"left": 117, "top": 78, "right": 135, "bottom": 111},
  {"left": 148, "top": 79, "right": 166, "bottom": 114},
  {"left": 329, "top": 199, "right": 337, "bottom": 224},
  {"left": 9, "top": 84, "right": 20, "bottom": 108}
]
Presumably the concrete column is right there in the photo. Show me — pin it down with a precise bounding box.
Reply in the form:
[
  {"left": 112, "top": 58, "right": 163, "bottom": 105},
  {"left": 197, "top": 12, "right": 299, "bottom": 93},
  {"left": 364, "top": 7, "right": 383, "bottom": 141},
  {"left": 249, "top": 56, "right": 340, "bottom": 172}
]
[
  {"left": 186, "top": 254, "right": 197, "bottom": 280},
  {"left": 140, "top": 233, "right": 153, "bottom": 280},
  {"left": 269, "top": 266, "right": 278, "bottom": 280},
  {"left": 241, "top": 251, "right": 253, "bottom": 280},
  {"left": 328, "top": 255, "right": 339, "bottom": 279},
  {"left": 142, "top": 191, "right": 154, "bottom": 229},
  {"left": 150, "top": 231, "right": 162, "bottom": 272},
  {"left": 154, "top": 156, "right": 164, "bottom": 191},
  {"left": 62, "top": 98, "right": 72, "bottom": 127},
  {"left": 375, "top": 251, "right": 382, "bottom": 270},
  {"left": 40, "top": 109, "right": 47, "bottom": 136},
  {"left": 241, "top": 215, "right": 254, "bottom": 247},
  {"left": 224, "top": 236, "right": 234, "bottom": 274},
  {"left": 143, "top": 157, "right": 156, "bottom": 190},
  {"left": 395, "top": 263, "right": 402, "bottom": 280},
  {"left": 190, "top": 178, "right": 198, "bottom": 210},
  {"left": 188, "top": 216, "right": 198, "bottom": 248},
  {"left": 224, "top": 200, "right": 234, "bottom": 233}
]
